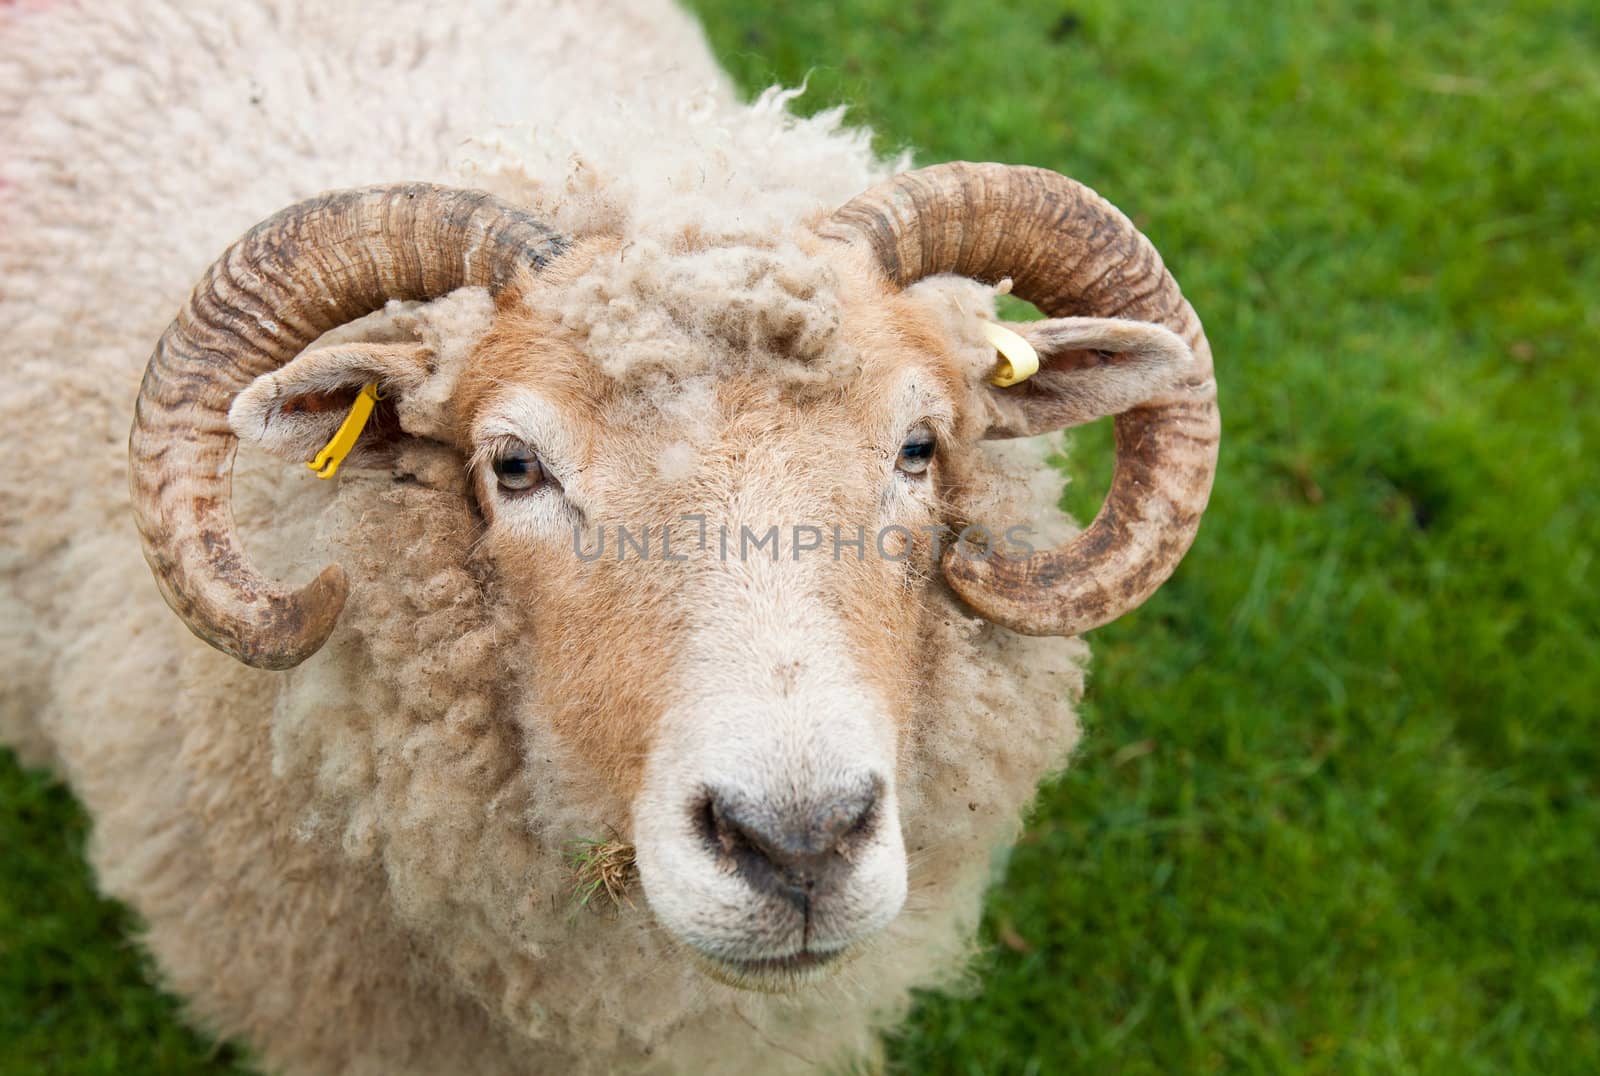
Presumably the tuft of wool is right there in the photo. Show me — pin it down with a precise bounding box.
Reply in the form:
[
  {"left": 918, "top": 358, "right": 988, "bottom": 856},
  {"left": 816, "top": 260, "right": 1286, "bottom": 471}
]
[
  {"left": 527, "top": 236, "right": 849, "bottom": 391},
  {"left": 456, "top": 83, "right": 902, "bottom": 247}
]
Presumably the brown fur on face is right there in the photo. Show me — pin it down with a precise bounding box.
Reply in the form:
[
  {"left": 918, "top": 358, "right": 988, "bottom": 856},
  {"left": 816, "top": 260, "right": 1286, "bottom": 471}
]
[{"left": 451, "top": 241, "right": 981, "bottom": 806}]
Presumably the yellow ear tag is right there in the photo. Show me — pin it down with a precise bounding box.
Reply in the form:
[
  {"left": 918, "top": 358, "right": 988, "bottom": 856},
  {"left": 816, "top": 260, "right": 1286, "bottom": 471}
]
[
  {"left": 982, "top": 321, "right": 1040, "bottom": 387},
  {"left": 306, "top": 382, "right": 384, "bottom": 480}
]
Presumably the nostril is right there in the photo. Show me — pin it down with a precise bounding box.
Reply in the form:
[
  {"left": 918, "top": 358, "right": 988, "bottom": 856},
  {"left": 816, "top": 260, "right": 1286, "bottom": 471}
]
[
  {"left": 693, "top": 795, "right": 722, "bottom": 852},
  {"left": 696, "top": 777, "right": 885, "bottom": 911},
  {"left": 701, "top": 793, "right": 762, "bottom": 861},
  {"left": 817, "top": 778, "right": 881, "bottom": 853},
  {"left": 697, "top": 791, "right": 773, "bottom": 864}
]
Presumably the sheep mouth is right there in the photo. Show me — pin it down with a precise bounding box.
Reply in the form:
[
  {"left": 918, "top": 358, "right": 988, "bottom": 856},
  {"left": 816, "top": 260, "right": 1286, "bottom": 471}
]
[{"left": 695, "top": 946, "right": 853, "bottom": 992}]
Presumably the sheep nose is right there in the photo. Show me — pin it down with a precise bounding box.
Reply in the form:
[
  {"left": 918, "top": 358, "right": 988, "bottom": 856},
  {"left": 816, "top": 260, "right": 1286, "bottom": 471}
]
[{"left": 700, "top": 779, "right": 883, "bottom": 910}]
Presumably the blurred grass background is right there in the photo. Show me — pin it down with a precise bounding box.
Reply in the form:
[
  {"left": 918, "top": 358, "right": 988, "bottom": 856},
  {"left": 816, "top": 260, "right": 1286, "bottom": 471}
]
[{"left": 3, "top": 0, "right": 1597, "bottom": 1072}]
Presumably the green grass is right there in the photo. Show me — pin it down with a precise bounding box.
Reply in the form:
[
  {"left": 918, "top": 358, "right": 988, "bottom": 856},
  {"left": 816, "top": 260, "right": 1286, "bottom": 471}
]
[
  {"left": 4, "top": 0, "right": 1598, "bottom": 1072},
  {"left": 0, "top": 767, "right": 248, "bottom": 1073}
]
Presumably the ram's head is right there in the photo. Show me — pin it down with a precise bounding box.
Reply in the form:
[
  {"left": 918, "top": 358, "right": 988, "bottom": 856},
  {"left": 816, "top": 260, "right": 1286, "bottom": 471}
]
[{"left": 129, "top": 163, "right": 1217, "bottom": 991}]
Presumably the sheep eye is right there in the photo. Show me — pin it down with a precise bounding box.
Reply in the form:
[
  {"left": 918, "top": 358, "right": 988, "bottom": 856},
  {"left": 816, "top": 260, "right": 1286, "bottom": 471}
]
[
  {"left": 896, "top": 424, "right": 936, "bottom": 476},
  {"left": 492, "top": 445, "right": 546, "bottom": 493}
]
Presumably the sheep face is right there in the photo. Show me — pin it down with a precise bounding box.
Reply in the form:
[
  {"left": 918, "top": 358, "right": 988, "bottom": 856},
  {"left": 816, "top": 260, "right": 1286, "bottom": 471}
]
[
  {"left": 452, "top": 239, "right": 982, "bottom": 986},
  {"left": 224, "top": 235, "right": 988, "bottom": 986},
  {"left": 219, "top": 225, "right": 1197, "bottom": 991}
]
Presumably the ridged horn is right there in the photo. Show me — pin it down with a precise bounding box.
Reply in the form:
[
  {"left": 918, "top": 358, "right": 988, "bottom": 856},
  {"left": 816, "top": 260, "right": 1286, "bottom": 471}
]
[
  {"left": 129, "top": 184, "right": 568, "bottom": 669},
  {"left": 820, "top": 162, "right": 1219, "bottom": 636}
]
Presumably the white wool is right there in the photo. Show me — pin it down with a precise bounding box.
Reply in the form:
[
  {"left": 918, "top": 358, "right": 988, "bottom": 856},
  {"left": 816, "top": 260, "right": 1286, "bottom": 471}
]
[
  {"left": 525, "top": 235, "right": 853, "bottom": 389},
  {"left": 657, "top": 441, "right": 699, "bottom": 483},
  {"left": 458, "top": 84, "right": 902, "bottom": 245},
  {"left": 0, "top": 2, "right": 1088, "bottom": 1074}
]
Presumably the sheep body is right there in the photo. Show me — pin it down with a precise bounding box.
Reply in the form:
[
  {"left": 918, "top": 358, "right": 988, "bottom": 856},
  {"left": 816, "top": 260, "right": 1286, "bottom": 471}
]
[{"left": 0, "top": 2, "right": 1087, "bottom": 1072}]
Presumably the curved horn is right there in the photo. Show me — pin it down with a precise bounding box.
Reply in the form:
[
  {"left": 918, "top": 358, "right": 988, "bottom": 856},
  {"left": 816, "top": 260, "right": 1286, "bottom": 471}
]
[
  {"left": 129, "top": 184, "right": 568, "bottom": 669},
  {"left": 820, "top": 162, "right": 1218, "bottom": 636}
]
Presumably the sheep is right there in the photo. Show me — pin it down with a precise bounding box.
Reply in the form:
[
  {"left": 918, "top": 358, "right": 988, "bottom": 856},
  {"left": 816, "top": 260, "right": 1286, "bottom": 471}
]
[{"left": 0, "top": 0, "right": 1219, "bottom": 1072}]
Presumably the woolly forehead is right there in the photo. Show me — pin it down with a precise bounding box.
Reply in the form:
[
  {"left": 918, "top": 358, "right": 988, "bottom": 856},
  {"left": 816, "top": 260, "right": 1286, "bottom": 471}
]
[
  {"left": 459, "top": 237, "right": 975, "bottom": 456},
  {"left": 519, "top": 231, "right": 984, "bottom": 383}
]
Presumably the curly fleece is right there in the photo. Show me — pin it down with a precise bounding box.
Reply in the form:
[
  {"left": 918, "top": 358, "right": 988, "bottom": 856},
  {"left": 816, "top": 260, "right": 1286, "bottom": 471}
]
[{"left": 0, "top": 2, "right": 1087, "bottom": 1073}]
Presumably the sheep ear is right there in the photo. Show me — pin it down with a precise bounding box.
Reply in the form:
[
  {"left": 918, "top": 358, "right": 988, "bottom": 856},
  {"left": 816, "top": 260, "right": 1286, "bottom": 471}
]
[
  {"left": 979, "top": 317, "right": 1195, "bottom": 438},
  {"left": 228, "top": 342, "right": 431, "bottom": 470}
]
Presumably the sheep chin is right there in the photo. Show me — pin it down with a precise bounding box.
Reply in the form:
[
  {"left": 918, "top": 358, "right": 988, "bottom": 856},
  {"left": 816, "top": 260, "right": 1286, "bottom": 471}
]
[{"left": 691, "top": 945, "right": 859, "bottom": 994}]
